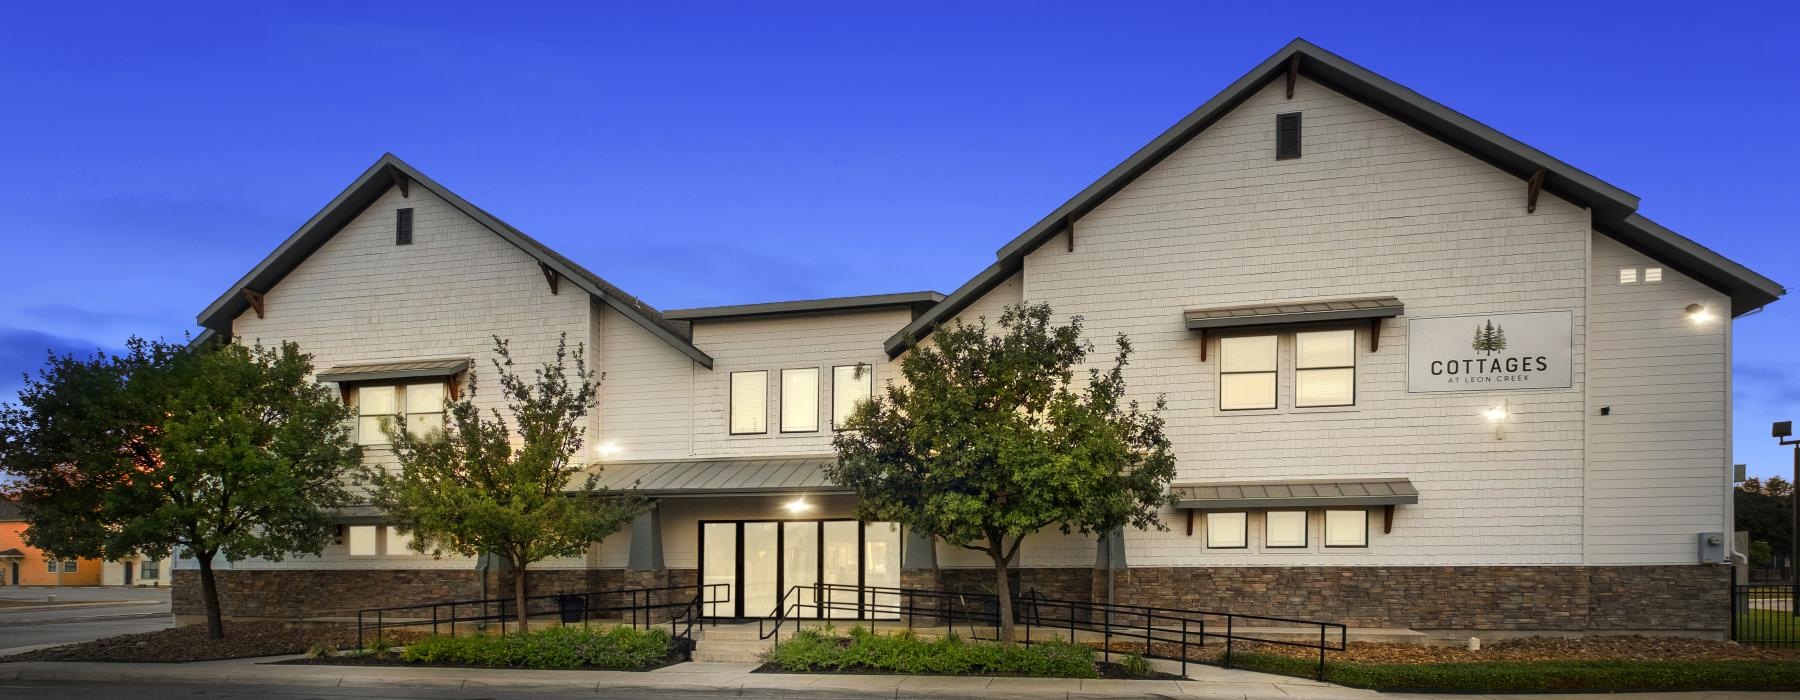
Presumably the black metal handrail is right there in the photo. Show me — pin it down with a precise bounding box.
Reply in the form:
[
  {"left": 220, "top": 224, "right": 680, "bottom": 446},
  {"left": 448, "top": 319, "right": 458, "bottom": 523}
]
[
  {"left": 355, "top": 583, "right": 731, "bottom": 649},
  {"left": 757, "top": 583, "right": 1346, "bottom": 680}
]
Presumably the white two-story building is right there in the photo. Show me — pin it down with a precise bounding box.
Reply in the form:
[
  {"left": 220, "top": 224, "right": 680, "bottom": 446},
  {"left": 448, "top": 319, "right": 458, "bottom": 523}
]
[{"left": 175, "top": 39, "right": 1781, "bottom": 638}]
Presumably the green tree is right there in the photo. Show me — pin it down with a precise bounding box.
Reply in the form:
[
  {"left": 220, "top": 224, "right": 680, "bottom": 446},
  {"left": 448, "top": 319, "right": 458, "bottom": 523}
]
[
  {"left": 829, "top": 303, "right": 1176, "bottom": 644},
  {"left": 1738, "top": 477, "right": 1793, "bottom": 566},
  {"left": 0, "top": 339, "right": 360, "bottom": 639},
  {"left": 364, "top": 335, "right": 647, "bottom": 631}
]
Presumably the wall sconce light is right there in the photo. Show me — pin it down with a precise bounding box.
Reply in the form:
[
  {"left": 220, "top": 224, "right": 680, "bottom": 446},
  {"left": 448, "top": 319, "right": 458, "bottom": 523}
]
[
  {"left": 1685, "top": 303, "right": 1714, "bottom": 324},
  {"left": 784, "top": 497, "right": 813, "bottom": 514},
  {"left": 1484, "top": 399, "right": 1509, "bottom": 440},
  {"left": 593, "top": 440, "right": 622, "bottom": 458}
]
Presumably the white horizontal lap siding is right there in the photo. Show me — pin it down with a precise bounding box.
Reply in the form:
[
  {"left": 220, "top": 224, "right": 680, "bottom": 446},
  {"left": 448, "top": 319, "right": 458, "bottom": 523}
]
[
  {"left": 596, "top": 303, "right": 697, "bottom": 461},
  {"left": 230, "top": 185, "right": 592, "bottom": 570},
  {"left": 690, "top": 309, "right": 912, "bottom": 457},
  {"left": 1585, "top": 233, "right": 1728, "bottom": 565},
  {"left": 1021, "top": 76, "right": 1590, "bottom": 568}
]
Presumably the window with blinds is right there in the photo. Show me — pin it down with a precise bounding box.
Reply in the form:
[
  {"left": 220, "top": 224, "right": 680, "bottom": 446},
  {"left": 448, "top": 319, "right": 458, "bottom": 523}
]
[
  {"left": 729, "top": 371, "right": 768, "bottom": 435},
  {"left": 1206, "top": 512, "right": 1248, "bottom": 548},
  {"left": 1325, "top": 509, "right": 1369, "bottom": 547},
  {"left": 832, "top": 364, "right": 872, "bottom": 429},
  {"left": 1265, "top": 511, "right": 1308, "bottom": 548},
  {"left": 1295, "top": 330, "right": 1355, "bottom": 407},
  {"left": 1219, "top": 335, "right": 1277, "bottom": 410},
  {"left": 780, "top": 368, "right": 820, "bottom": 433}
]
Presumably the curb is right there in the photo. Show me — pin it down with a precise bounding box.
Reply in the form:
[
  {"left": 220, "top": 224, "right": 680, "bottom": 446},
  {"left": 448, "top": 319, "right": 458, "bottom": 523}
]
[
  {"left": 0, "top": 600, "right": 159, "bottom": 614},
  {"left": 0, "top": 611, "right": 172, "bottom": 627}
]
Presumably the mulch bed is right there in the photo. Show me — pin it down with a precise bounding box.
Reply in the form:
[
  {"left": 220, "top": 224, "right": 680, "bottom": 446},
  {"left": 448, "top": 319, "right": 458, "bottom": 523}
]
[
  {"left": 1, "top": 620, "right": 424, "bottom": 663},
  {"left": 275, "top": 649, "right": 687, "bottom": 672},
  {"left": 1091, "top": 634, "right": 1800, "bottom": 665}
]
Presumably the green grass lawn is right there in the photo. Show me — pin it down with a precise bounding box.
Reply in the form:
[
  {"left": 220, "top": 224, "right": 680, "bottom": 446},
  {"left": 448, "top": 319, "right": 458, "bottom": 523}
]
[
  {"left": 1230, "top": 652, "right": 1800, "bottom": 693},
  {"left": 1737, "top": 609, "right": 1800, "bottom": 642}
]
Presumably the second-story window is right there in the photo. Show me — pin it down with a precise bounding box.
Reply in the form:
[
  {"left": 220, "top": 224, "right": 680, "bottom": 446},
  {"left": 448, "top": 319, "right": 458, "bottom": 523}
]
[
  {"left": 1219, "top": 335, "right": 1277, "bottom": 410},
  {"left": 780, "top": 368, "right": 819, "bottom": 433},
  {"left": 356, "top": 386, "right": 398, "bottom": 446},
  {"left": 729, "top": 370, "right": 768, "bottom": 435},
  {"left": 1295, "top": 330, "right": 1356, "bottom": 407},
  {"left": 832, "top": 365, "right": 872, "bottom": 429}
]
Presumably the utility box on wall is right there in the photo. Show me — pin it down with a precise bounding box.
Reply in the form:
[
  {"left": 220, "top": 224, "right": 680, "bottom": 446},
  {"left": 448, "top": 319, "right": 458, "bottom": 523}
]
[{"left": 1698, "top": 532, "right": 1726, "bottom": 564}]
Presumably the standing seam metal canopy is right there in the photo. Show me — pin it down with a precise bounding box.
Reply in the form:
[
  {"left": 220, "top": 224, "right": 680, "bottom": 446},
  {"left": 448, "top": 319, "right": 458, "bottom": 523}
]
[
  {"left": 1170, "top": 478, "right": 1418, "bottom": 509},
  {"left": 590, "top": 456, "right": 846, "bottom": 496}
]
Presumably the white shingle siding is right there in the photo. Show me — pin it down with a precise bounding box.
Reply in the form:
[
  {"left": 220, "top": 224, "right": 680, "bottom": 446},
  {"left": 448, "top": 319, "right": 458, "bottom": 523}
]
[
  {"left": 1585, "top": 233, "right": 1730, "bottom": 564},
  {"left": 1021, "top": 76, "right": 1592, "bottom": 567},
  {"left": 596, "top": 303, "right": 697, "bottom": 460}
]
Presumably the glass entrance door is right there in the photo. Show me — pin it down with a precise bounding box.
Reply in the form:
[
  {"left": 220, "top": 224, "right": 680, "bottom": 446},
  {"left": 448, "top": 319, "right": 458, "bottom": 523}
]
[{"left": 699, "top": 519, "right": 900, "bottom": 618}]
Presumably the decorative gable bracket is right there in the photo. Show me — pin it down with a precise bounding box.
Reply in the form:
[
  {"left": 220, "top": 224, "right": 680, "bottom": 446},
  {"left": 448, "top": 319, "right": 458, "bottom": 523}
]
[
  {"left": 240, "top": 288, "right": 266, "bottom": 319},
  {"left": 539, "top": 262, "right": 560, "bottom": 295}
]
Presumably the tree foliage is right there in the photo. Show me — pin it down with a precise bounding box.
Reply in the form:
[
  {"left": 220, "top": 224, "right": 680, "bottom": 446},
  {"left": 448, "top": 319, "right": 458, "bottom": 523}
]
[
  {"left": 363, "top": 335, "right": 647, "bottom": 630},
  {"left": 829, "top": 303, "right": 1176, "bottom": 643},
  {"left": 0, "top": 338, "right": 360, "bottom": 638},
  {"left": 1738, "top": 476, "right": 1793, "bottom": 567}
]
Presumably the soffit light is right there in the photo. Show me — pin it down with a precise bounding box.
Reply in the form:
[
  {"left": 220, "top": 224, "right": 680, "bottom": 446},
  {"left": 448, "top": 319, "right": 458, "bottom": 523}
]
[
  {"left": 784, "top": 497, "right": 813, "bottom": 514},
  {"left": 594, "top": 441, "right": 622, "bottom": 458}
]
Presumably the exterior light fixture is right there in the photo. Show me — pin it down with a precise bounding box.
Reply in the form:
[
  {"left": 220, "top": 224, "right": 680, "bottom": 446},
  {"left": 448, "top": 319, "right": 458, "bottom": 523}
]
[
  {"left": 593, "top": 441, "right": 622, "bottom": 458},
  {"left": 1685, "top": 303, "right": 1713, "bottom": 323},
  {"left": 1484, "top": 400, "right": 1509, "bottom": 440},
  {"left": 1773, "top": 421, "right": 1798, "bottom": 617},
  {"left": 784, "top": 497, "right": 813, "bottom": 514}
]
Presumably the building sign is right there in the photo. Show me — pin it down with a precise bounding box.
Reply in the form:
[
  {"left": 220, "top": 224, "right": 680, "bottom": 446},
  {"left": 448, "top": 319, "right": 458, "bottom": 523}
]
[{"left": 1407, "top": 311, "right": 1572, "bottom": 392}]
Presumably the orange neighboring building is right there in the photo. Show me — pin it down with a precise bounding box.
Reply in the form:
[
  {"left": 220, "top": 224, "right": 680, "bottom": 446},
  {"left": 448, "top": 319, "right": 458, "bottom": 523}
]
[{"left": 0, "top": 500, "right": 101, "bottom": 587}]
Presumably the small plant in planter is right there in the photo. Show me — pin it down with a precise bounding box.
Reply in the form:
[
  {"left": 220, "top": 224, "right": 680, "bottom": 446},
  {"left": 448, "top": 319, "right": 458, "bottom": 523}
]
[
  {"left": 1117, "top": 652, "right": 1154, "bottom": 677},
  {"left": 305, "top": 643, "right": 337, "bottom": 660},
  {"left": 364, "top": 636, "right": 398, "bottom": 659}
]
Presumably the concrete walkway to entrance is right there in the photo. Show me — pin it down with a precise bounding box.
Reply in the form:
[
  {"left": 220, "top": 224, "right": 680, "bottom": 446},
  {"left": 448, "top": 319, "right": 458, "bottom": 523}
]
[{"left": 0, "top": 656, "right": 1790, "bottom": 699}]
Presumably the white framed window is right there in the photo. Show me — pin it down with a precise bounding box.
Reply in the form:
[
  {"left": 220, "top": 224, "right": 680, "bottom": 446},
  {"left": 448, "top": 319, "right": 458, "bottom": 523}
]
[
  {"left": 1618, "top": 267, "right": 1638, "bottom": 285},
  {"left": 385, "top": 527, "right": 415, "bottom": 556},
  {"left": 347, "top": 525, "right": 379, "bottom": 556},
  {"left": 1206, "top": 512, "right": 1248, "bottom": 549},
  {"left": 1644, "top": 267, "right": 1663, "bottom": 283},
  {"left": 404, "top": 382, "right": 446, "bottom": 438},
  {"left": 832, "top": 365, "right": 873, "bottom": 429},
  {"left": 356, "top": 385, "right": 398, "bottom": 446},
  {"left": 780, "top": 368, "right": 820, "bottom": 433},
  {"left": 140, "top": 559, "right": 161, "bottom": 580},
  {"left": 1219, "top": 335, "right": 1277, "bottom": 410},
  {"left": 1324, "top": 509, "right": 1368, "bottom": 548},
  {"left": 60, "top": 559, "right": 77, "bottom": 573},
  {"left": 729, "top": 371, "right": 768, "bottom": 435},
  {"left": 1265, "top": 511, "right": 1308, "bottom": 548},
  {"left": 1295, "top": 330, "right": 1355, "bottom": 408},
  {"left": 45, "top": 560, "right": 57, "bottom": 573}
]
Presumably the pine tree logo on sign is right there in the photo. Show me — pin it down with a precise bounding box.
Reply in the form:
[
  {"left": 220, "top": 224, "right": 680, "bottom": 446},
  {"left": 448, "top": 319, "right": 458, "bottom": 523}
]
[{"left": 1470, "top": 320, "right": 1507, "bottom": 355}]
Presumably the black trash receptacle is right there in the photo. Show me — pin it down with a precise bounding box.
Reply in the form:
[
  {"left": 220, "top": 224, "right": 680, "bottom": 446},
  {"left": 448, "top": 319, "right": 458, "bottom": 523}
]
[{"left": 556, "top": 594, "right": 586, "bottom": 624}]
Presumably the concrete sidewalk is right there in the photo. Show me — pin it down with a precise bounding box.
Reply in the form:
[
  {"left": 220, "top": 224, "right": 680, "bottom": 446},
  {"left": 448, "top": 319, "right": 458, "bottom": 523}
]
[{"left": 0, "top": 656, "right": 1792, "bottom": 700}]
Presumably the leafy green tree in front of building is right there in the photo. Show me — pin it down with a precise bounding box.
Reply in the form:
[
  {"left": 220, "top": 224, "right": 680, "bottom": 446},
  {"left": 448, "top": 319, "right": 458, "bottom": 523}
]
[
  {"left": 830, "top": 303, "right": 1177, "bottom": 644},
  {"left": 0, "top": 338, "right": 360, "bottom": 639},
  {"left": 1738, "top": 476, "right": 1793, "bottom": 569},
  {"left": 363, "top": 335, "right": 647, "bottom": 632}
]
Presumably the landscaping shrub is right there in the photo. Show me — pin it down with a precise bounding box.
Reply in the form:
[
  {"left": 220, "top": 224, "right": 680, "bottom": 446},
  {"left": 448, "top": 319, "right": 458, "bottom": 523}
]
[
  {"left": 1230, "top": 652, "right": 1800, "bottom": 693},
  {"left": 398, "top": 625, "right": 673, "bottom": 670},
  {"left": 763, "top": 626, "right": 1098, "bottom": 678}
]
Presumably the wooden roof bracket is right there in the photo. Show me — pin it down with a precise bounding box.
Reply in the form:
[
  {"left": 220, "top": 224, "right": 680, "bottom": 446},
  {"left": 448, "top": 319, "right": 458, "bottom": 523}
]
[
  {"left": 539, "top": 262, "right": 560, "bottom": 295},
  {"left": 1383, "top": 504, "right": 1395, "bottom": 534},
  {"left": 1526, "top": 168, "right": 1547, "bottom": 213},
  {"left": 1065, "top": 215, "right": 1076, "bottom": 252},
  {"left": 1369, "top": 317, "right": 1382, "bottom": 352},
  {"left": 240, "top": 288, "right": 266, "bottom": 319},
  {"left": 1197, "top": 328, "right": 1207, "bottom": 362},
  {"left": 392, "top": 166, "right": 411, "bottom": 198},
  {"left": 1285, "top": 54, "right": 1300, "bottom": 99}
]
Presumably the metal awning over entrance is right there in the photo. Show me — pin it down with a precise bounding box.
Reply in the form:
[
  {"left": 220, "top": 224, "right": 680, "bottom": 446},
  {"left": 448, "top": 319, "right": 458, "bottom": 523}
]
[
  {"left": 1184, "top": 296, "right": 1403, "bottom": 359},
  {"left": 592, "top": 456, "right": 847, "bottom": 497},
  {"left": 316, "top": 358, "right": 470, "bottom": 384},
  {"left": 1171, "top": 478, "right": 1418, "bottom": 535}
]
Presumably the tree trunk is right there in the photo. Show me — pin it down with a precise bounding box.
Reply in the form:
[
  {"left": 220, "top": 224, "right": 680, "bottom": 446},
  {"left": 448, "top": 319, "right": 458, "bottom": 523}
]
[
  {"left": 992, "top": 547, "right": 1015, "bottom": 645},
  {"left": 513, "top": 564, "right": 530, "bottom": 633},
  {"left": 196, "top": 553, "right": 225, "bottom": 639}
]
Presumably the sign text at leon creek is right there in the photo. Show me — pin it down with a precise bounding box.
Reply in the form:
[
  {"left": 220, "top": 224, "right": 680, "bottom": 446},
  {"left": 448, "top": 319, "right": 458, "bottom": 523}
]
[{"left": 1407, "top": 310, "right": 1572, "bottom": 392}]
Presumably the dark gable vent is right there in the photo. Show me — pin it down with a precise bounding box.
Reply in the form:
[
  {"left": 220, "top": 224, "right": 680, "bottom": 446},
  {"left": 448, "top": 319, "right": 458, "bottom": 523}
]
[
  {"left": 1276, "top": 112, "right": 1301, "bottom": 160},
  {"left": 396, "top": 208, "right": 414, "bottom": 245}
]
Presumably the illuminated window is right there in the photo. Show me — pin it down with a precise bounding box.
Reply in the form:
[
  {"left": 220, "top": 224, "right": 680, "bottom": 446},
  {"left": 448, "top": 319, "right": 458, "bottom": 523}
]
[
  {"left": 1295, "top": 330, "right": 1355, "bottom": 407},
  {"left": 729, "top": 371, "right": 768, "bottom": 435},
  {"left": 1265, "top": 511, "right": 1308, "bottom": 548},
  {"left": 356, "top": 386, "right": 397, "bottom": 446},
  {"left": 347, "top": 525, "right": 378, "bottom": 556},
  {"left": 832, "top": 365, "right": 873, "bottom": 429},
  {"left": 1618, "top": 267, "right": 1638, "bottom": 285},
  {"left": 1325, "top": 510, "right": 1368, "bottom": 547},
  {"left": 1206, "top": 512, "right": 1248, "bottom": 548},
  {"left": 404, "top": 383, "right": 446, "bottom": 438},
  {"left": 386, "top": 527, "right": 414, "bottom": 556},
  {"left": 780, "top": 368, "right": 820, "bottom": 433},
  {"left": 1219, "top": 335, "right": 1277, "bottom": 410},
  {"left": 1644, "top": 267, "right": 1663, "bottom": 283}
]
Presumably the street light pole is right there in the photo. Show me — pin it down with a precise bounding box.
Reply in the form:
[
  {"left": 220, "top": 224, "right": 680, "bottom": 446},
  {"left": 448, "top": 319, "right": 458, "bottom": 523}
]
[{"left": 1773, "top": 421, "right": 1799, "bottom": 617}]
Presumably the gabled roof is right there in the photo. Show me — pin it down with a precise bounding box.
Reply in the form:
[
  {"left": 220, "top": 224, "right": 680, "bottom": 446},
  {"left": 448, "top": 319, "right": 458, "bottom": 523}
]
[
  {"left": 666, "top": 291, "right": 945, "bottom": 322},
  {"left": 887, "top": 39, "right": 1784, "bottom": 356},
  {"left": 196, "top": 154, "right": 713, "bottom": 368}
]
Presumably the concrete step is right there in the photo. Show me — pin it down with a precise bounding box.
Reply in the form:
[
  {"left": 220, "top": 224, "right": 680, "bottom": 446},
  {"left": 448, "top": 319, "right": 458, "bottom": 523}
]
[{"left": 691, "top": 649, "right": 767, "bottom": 663}]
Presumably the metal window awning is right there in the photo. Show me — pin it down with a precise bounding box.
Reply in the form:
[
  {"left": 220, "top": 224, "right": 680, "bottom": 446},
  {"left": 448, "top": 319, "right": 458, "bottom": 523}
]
[
  {"left": 591, "top": 455, "right": 849, "bottom": 497},
  {"left": 1171, "top": 478, "right": 1418, "bottom": 534},
  {"left": 1185, "top": 297, "right": 1403, "bottom": 359},
  {"left": 316, "top": 358, "right": 470, "bottom": 384}
]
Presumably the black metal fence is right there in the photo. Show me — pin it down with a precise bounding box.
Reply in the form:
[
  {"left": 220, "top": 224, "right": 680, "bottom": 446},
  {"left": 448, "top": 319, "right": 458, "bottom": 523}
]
[
  {"left": 355, "top": 583, "right": 730, "bottom": 649},
  {"left": 758, "top": 583, "right": 1347, "bottom": 680},
  {"left": 1730, "top": 584, "right": 1800, "bottom": 647}
]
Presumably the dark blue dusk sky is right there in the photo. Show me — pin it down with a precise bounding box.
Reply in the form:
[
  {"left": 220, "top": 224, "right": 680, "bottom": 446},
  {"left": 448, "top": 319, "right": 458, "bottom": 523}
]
[{"left": 2, "top": 3, "right": 1795, "bottom": 476}]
